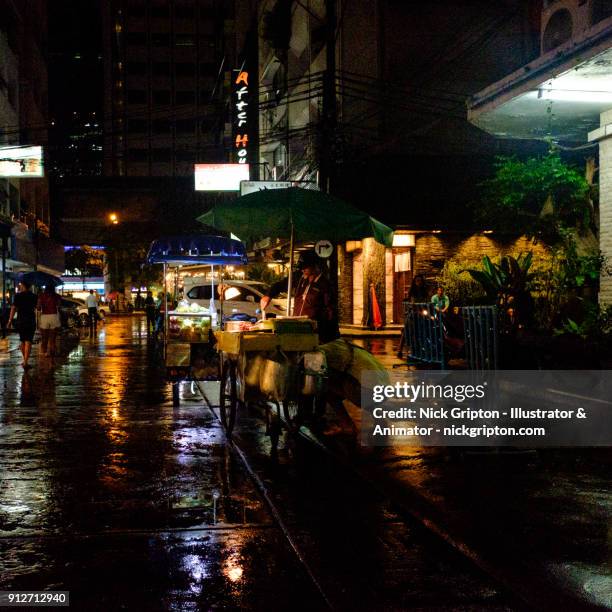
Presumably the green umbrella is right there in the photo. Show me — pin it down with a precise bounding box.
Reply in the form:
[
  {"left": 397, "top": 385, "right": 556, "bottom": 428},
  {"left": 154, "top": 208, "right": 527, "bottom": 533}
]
[
  {"left": 198, "top": 187, "right": 393, "bottom": 247},
  {"left": 197, "top": 187, "right": 394, "bottom": 314}
]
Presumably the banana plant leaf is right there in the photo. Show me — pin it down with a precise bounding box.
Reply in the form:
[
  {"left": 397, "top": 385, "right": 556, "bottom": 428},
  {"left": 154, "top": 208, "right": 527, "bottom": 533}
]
[{"left": 197, "top": 187, "right": 394, "bottom": 247}]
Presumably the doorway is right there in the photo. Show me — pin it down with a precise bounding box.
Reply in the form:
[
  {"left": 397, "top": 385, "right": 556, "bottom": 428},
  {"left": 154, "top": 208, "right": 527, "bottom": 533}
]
[
  {"left": 352, "top": 251, "right": 363, "bottom": 325},
  {"left": 392, "top": 249, "right": 413, "bottom": 323}
]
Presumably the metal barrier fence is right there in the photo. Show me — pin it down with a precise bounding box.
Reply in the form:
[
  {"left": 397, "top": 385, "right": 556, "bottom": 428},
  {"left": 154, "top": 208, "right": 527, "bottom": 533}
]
[
  {"left": 461, "top": 306, "right": 498, "bottom": 370},
  {"left": 402, "top": 302, "right": 498, "bottom": 370},
  {"left": 403, "top": 302, "right": 445, "bottom": 368}
]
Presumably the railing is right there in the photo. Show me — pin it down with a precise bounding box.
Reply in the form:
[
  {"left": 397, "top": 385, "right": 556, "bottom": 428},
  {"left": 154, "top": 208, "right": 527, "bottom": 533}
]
[
  {"left": 462, "top": 306, "right": 498, "bottom": 370},
  {"left": 403, "top": 302, "right": 445, "bottom": 368},
  {"left": 402, "top": 302, "right": 498, "bottom": 370}
]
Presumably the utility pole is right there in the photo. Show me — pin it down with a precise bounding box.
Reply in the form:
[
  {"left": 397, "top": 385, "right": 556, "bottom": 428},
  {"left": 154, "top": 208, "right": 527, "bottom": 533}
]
[
  {"left": 320, "top": 0, "right": 340, "bottom": 307},
  {"left": 320, "top": 0, "right": 337, "bottom": 196}
]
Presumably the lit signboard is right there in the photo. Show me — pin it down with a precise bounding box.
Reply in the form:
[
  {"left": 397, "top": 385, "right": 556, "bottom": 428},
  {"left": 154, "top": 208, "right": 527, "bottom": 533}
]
[
  {"left": 194, "top": 163, "right": 250, "bottom": 191},
  {"left": 233, "top": 69, "right": 249, "bottom": 165},
  {"left": 240, "top": 181, "right": 319, "bottom": 196},
  {"left": 0, "top": 145, "right": 44, "bottom": 177},
  {"left": 240, "top": 181, "right": 293, "bottom": 196}
]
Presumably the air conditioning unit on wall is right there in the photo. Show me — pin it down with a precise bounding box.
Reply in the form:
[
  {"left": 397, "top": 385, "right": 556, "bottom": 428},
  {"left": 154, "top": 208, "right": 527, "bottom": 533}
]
[{"left": 541, "top": 0, "right": 612, "bottom": 54}]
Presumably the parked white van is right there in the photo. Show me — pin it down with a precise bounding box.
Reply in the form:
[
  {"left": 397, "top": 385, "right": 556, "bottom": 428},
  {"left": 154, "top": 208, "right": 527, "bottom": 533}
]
[{"left": 183, "top": 279, "right": 287, "bottom": 319}]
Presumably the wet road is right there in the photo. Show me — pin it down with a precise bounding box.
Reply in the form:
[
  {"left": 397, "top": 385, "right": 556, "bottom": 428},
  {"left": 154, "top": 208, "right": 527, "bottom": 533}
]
[{"left": 0, "top": 317, "right": 518, "bottom": 611}]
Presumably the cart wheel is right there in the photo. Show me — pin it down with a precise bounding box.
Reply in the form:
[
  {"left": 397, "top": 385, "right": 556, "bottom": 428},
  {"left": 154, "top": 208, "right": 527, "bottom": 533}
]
[
  {"left": 172, "top": 382, "right": 180, "bottom": 406},
  {"left": 281, "top": 399, "right": 302, "bottom": 434},
  {"left": 220, "top": 360, "right": 237, "bottom": 436}
]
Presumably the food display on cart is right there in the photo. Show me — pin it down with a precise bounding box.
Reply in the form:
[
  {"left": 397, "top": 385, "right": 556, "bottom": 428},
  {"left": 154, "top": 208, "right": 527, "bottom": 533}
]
[
  {"left": 168, "top": 301, "right": 212, "bottom": 342},
  {"left": 146, "top": 234, "right": 248, "bottom": 405}
]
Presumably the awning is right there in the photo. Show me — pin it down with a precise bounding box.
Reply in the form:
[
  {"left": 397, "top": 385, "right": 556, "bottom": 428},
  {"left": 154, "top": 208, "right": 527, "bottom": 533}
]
[
  {"left": 146, "top": 234, "right": 248, "bottom": 266},
  {"left": 468, "top": 29, "right": 612, "bottom": 144}
]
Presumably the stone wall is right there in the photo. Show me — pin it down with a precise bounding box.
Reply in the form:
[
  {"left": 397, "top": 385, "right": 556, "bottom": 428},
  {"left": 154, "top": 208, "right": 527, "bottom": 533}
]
[
  {"left": 599, "top": 109, "right": 612, "bottom": 305},
  {"left": 337, "top": 239, "right": 387, "bottom": 326},
  {"left": 362, "top": 238, "right": 387, "bottom": 327},
  {"left": 336, "top": 233, "right": 551, "bottom": 326},
  {"left": 337, "top": 245, "right": 353, "bottom": 325},
  {"left": 414, "top": 233, "right": 550, "bottom": 284}
]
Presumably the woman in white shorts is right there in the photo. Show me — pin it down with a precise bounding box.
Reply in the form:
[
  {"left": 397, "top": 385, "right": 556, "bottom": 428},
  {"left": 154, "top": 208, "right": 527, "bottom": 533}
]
[{"left": 37, "top": 285, "right": 62, "bottom": 357}]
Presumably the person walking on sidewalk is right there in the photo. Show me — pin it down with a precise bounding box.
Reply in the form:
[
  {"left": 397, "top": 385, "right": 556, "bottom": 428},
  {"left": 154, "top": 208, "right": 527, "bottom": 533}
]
[
  {"left": 86, "top": 289, "right": 99, "bottom": 331},
  {"left": 37, "top": 285, "right": 62, "bottom": 357},
  {"left": 7, "top": 280, "right": 37, "bottom": 368},
  {"left": 144, "top": 290, "right": 156, "bottom": 333}
]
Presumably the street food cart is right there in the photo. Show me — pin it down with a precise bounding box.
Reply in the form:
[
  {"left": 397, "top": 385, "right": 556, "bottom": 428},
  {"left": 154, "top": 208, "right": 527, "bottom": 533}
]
[
  {"left": 146, "top": 234, "right": 248, "bottom": 405},
  {"left": 215, "top": 317, "right": 327, "bottom": 453}
]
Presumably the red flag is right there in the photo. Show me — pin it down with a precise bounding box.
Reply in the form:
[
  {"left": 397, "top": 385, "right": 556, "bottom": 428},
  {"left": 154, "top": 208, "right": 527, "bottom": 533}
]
[{"left": 369, "top": 283, "right": 383, "bottom": 330}]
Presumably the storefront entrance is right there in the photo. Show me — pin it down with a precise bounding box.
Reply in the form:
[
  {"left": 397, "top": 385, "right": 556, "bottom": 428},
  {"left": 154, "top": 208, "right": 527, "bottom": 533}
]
[{"left": 392, "top": 248, "right": 413, "bottom": 323}]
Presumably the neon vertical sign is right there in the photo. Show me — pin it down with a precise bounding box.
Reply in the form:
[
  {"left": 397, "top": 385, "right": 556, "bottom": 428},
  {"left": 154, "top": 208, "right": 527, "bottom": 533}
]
[{"left": 233, "top": 70, "right": 249, "bottom": 165}]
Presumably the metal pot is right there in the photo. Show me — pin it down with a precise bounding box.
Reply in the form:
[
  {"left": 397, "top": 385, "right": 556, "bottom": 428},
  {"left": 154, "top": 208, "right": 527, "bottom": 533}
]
[
  {"left": 244, "top": 353, "right": 265, "bottom": 388},
  {"left": 260, "top": 350, "right": 297, "bottom": 400}
]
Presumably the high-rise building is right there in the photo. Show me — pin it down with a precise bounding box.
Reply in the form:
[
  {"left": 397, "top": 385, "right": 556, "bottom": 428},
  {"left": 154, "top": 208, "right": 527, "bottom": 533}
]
[
  {"left": 0, "top": 0, "right": 63, "bottom": 296},
  {"left": 48, "top": 0, "right": 104, "bottom": 178},
  {"left": 102, "top": 0, "right": 231, "bottom": 177}
]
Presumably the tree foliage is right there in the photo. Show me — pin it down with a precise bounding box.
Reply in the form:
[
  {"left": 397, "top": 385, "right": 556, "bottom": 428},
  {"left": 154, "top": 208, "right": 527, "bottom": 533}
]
[
  {"left": 477, "top": 152, "right": 593, "bottom": 244},
  {"left": 65, "top": 246, "right": 105, "bottom": 289}
]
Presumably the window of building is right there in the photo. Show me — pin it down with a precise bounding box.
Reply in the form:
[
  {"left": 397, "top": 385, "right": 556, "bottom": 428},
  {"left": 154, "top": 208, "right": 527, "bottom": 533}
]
[
  {"left": 199, "top": 6, "right": 216, "bottom": 20},
  {"left": 199, "top": 62, "right": 216, "bottom": 77},
  {"left": 199, "top": 32, "right": 216, "bottom": 46},
  {"left": 127, "top": 90, "right": 147, "bottom": 104},
  {"left": 176, "top": 3, "right": 196, "bottom": 19},
  {"left": 152, "top": 33, "right": 170, "bottom": 46},
  {"left": 176, "top": 119, "right": 196, "bottom": 133},
  {"left": 199, "top": 88, "right": 213, "bottom": 104},
  {"left": 127, "top": 148, "right": 148, "bottom": 162},
  {"left": 175, "top": 34, "right": 195, "bottom": 47},
  {"left": 152, "top": 62, "right": 171, "bottom": 76},
  {"left": 152, "top": 118, "right": 171, "bottom": 133},
  {"left": 128, "top": 118, "right": 147, "bottom": 133},
  {"left": 175, "top": 90, "right": 195, "bottom": 105},
  {"left": 152, "top": 148, "right": 172, "bottom": 162},
  {"left": 175, "top": 62, "right": 195, "bottom": 77},
  {"left": 151, "top": 4, "right": 170, "bottom": 18},
  {"left": 200, "top": 117, "right": 215, "bottom": 134},
  {"left": 127, "top": 62, "right": 147, "bottom": 75},
  {"left": 176, "top": 150, "right": 193, "bottom": 162},
  {"left": 127, "top": 4, "right": 146, "bottom": 18},
  {"left": 126, "top": 31, "right": 147, "bottom": 46},
  {"left": 152, "top": 90, "right": 171, "bottom": 105}
]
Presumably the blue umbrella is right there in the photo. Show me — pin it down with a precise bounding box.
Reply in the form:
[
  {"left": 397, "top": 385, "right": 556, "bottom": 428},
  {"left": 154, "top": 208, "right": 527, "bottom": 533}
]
[
  {"left": 18, "top": 271, "right": 62, "bottom": 287},
  {"left": 146, "top": 234, "right": 248, "bottom": 266}
]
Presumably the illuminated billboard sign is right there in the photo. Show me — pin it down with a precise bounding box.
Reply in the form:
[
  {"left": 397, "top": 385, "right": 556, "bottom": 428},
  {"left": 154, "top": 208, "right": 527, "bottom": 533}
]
[
  {"left": 0, "top": 146, "right": 44, "bottom": 177},
  {"left": 233, "top": 69, "right": 249, "bottom": 165},
  {"left": 194, "top": 163, "right": 250, "bottom": 191}
]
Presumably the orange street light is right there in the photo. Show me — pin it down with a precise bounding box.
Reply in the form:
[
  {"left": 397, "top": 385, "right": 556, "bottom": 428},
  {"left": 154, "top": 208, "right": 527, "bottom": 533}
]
[{"left": 109, "top": 213, "right": 119, "bottom": 224}]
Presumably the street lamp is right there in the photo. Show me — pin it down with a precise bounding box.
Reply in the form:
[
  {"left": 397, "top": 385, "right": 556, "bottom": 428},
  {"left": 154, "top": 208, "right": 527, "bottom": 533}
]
[{"left": 109, "top": 212, "right": 119, "bottom": 225}]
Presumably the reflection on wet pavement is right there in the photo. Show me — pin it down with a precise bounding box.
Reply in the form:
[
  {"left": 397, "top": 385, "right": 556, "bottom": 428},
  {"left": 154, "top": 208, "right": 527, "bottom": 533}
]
[{"left": 0, "top": 318, "right": 517, "bottom": 610}]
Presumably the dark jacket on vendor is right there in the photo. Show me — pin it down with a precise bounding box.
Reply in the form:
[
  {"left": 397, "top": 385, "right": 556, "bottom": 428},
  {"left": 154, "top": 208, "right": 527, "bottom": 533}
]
[{"left": 266, "top": 257, "right": 340, "bottom": 344}]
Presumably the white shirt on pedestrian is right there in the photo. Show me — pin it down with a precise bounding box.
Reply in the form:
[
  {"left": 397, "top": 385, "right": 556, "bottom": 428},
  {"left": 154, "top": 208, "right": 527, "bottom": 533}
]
[{"left": 86, "top": 294, "right": 98, "bottom": 308}]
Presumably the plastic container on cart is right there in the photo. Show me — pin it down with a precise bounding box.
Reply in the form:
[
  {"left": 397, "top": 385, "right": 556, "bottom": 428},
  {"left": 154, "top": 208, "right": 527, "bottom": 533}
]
[{"left": 214, "top": 330, "right": 319, "bottom": 355}]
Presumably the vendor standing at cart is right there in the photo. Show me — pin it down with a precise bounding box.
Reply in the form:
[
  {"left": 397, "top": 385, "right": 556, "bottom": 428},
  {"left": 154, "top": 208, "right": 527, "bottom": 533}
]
[{"left": 260, "top": 251, "right": 340, "bottom": 343}]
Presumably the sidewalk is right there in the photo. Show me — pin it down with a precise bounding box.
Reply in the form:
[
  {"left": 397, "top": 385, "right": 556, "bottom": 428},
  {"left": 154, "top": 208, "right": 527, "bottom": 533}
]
[
  {"left": 0, "top": 335, "right": 19, "bottom": 354},
  {"left": 340, "top": 324, "right": 402, "bottom": 337}
]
